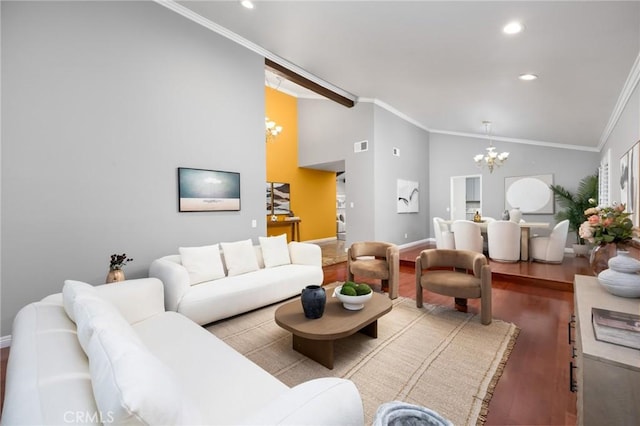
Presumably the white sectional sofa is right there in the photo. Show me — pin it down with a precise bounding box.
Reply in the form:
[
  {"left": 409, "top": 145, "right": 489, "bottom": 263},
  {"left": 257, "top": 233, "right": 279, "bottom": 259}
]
[
  {"left": 1, "top": 278, "right": 364, "bottom": 425},
  {"left": 149, "top": 236, "right": 323, "bottom": 325}
]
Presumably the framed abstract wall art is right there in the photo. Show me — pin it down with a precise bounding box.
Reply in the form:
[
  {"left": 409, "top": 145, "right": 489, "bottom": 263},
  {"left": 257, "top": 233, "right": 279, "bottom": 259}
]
[
  {"left": 266, "top": 182, "right": 290, "bottom": 215},
  {"left": 397, "top": 179, "right": 419, "bottom": 213},
  {"left": 178, "top": 167, "right": 240, "bottom": 212},
  {"left": 621, "top": 141, "right": 639, "bottom": 227},
  {"left": 505, "top": 174, "right": 554, "bottom": 214}
]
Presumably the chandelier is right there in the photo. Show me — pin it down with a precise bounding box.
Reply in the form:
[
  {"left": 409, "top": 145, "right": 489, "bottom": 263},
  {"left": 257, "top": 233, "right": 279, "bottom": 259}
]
[
  {"left": 473, "top": 121, "right": 509, "bottom": 173},
  {"left": 265, "top": 117, "right": 283, "bottom": 142}
]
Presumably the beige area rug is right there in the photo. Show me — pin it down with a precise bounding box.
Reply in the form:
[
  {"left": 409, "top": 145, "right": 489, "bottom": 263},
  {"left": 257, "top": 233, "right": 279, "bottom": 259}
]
[{"left": 207, "top": 296, "right": 519, "bottom": 425}]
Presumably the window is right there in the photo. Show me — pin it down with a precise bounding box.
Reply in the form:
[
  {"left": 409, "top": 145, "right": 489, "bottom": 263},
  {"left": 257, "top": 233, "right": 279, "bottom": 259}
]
[{"left": 598, "top": 149, "right": 611, "bottom": 206}]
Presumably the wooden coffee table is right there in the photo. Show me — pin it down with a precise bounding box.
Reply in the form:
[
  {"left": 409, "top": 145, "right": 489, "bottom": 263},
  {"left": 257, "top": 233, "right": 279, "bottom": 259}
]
[{"left": 274, "top": 289, "right": 392, "bottom": 369}]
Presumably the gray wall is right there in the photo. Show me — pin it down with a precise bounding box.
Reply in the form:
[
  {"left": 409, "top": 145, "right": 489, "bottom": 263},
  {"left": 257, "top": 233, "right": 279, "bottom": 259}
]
[
  {"left": 429, "top": 133, "right": 601, "bottom": 243},
  {"left": 1, "top": 1, "right": 266, "bottom": 335},
  {"left": 298, "top": 100, "right": 430, "bottom": 247},
  {"left": 298, "top": 100, "right": 375, "bottom": 245},
  {"left": 373, "top": 106, "right": 430, "bottom": 244}
]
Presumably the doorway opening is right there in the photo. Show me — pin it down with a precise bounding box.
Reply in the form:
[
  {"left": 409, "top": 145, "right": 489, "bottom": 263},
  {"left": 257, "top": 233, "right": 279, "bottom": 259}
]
[{"left": 450, "top": 175, "right": 482, "bottom": 221}]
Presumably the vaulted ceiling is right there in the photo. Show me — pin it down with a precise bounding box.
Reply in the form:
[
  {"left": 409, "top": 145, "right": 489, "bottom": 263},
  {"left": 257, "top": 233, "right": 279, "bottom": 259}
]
[{"left": 172, "top": 1, "right": 640, "bottom": 151}]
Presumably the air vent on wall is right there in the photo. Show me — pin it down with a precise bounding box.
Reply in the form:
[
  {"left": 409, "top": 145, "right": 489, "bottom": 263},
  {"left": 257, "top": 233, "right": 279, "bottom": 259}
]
[{"left": 354, "top": 140, "right": 369, "bottom": 153}]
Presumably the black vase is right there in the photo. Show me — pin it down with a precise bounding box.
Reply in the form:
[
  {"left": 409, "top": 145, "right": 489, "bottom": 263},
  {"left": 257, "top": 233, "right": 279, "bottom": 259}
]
[{"left": 301, "top": 285, "right": 326, "bottom": 319}]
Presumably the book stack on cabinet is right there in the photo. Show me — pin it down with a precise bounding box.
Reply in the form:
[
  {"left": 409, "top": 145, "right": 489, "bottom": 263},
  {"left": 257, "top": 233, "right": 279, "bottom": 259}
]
[
  {"left": 572, "top": 275, "right": 640, "bottom": 426},
  {"left": 591, "top": 307, "right": 640, "bottom": 350}
]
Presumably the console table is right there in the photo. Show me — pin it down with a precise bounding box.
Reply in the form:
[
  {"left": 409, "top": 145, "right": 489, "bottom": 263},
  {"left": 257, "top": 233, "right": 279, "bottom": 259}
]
[
  {"left": 267, "top": 218, "right": 301, "bottom": 242},
  {"left": 571, "top": 275, "right": 640, "bottom": 425}
]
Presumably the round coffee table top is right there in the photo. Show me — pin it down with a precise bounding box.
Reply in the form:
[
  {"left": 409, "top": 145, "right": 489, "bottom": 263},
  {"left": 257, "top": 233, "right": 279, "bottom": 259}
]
[{"left": 274, "top": 288, "right": 392, "bottom": 340}]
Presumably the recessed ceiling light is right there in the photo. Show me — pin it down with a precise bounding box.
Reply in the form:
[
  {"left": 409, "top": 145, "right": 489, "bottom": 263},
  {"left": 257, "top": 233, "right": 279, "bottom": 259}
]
[
  {"left": 519, "top": 73, "right": 538, "bottom": 81},
  {"left": 503, "top": 22, "right": 524, "bottom": 34},
  {"left": 241, "top": 1, "right": 254, "bottom": 9}
]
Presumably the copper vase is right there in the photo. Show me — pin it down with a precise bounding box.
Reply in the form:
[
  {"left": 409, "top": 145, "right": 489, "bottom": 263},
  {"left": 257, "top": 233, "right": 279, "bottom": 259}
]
[{"left": 106, "top": 268, "right": 125, "bottom": 284}]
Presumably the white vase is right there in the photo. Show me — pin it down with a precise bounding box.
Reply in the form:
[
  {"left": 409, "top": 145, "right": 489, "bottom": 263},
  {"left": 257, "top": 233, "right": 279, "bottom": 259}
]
[
  {"left": 509, "top": 207, "right": 522, "bottom": 223},
  {"left": 597, "top": 251, "right": 640, "bottom": 298}
]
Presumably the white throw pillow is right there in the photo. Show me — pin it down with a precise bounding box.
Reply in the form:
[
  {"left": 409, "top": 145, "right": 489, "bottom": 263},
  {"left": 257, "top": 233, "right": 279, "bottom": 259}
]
[
  {"left": 259, "top": 234, "right": 292, "bottom": 268},
  {"left": 179, "top": 244, "right": 226, "bottom": 285},
  {"left": 73, "top": 291, "right": 137, "bottom": 355},
  {"left": 86, "top": 326, "right": 202, "bottom": 425},
  {"left": 62, "top": 280, "right": 98, "bottom": 323},
  {"left": 220, "top": 239, "right": 260, "bottom": 276}
]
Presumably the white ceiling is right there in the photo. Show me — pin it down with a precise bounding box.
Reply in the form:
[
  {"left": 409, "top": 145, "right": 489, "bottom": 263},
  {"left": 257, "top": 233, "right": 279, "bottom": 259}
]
[{"left": 173, "top": 0, "right": 640, "bottom": 151}]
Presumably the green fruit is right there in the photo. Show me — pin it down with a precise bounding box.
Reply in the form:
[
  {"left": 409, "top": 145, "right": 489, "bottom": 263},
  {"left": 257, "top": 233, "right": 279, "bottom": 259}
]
[
  {"left": 355, "top": 284, "right": 372, "bottom": 295},
  {"left": 343, "top": 281, "right": 356, "bottom": 288},
  {"left": 340, "top": 286, "right": 357, "bottom": 296}
]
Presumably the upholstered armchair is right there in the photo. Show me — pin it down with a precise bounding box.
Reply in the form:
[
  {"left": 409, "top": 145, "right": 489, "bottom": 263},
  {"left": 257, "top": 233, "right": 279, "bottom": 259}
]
[
  {"left": 530, "top": 219, "right": 570, "bottom": 263},
  {"left": 347, "top": 241, "right": 399, "bottom": 299},
  {"left": 415, "top": 249, "right": 492, "bottom": 325}
]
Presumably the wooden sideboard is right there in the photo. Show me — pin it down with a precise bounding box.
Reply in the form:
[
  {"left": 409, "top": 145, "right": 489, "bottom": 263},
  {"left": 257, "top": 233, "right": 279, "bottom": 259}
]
[
  {"left": 571, "top": 275, "right": 640, "bottom": 425},
  {"left": 267, "top": 218, "right": 301, "bottom": 242}
]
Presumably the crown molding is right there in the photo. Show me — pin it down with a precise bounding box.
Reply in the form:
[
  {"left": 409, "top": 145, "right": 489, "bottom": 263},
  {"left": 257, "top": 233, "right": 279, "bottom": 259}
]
[
  {"left": 358, "top": 98, "right": 430, "bottom": 132},
  {"left": 430, "top": 129, "right": 600, "bottom": 153},
  {"left": 359, "top": 98, "right": 597, "bottom": 152},
  {"left": 154, "top": 0, "right": 357, "bottom": 105},
  {"left": 598, "top": 51, "right": 640, "bottom": 150}
]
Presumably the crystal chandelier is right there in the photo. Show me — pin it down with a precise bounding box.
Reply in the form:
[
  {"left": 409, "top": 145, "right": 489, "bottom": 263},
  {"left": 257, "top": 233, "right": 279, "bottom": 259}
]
[
  {"left": 473, "top": 121, "right": 509, "bottom": 173},
  {"left": 265, "top": 117, "right": 283, "bottom": 142}
]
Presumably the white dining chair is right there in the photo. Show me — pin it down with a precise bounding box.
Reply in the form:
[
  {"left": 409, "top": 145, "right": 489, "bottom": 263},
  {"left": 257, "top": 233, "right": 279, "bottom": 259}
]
[
  {"left": 487, "top": 220, "right": 521, "bottom": 262},
  {"left": 433, "top": 217, "right": 455, "bottom": 249},
  {"left": 451, "top": 220, "right": 483, "bottom": 253},
  {"left": 530, "top": 220, "right": 570, "bottom": 263}
]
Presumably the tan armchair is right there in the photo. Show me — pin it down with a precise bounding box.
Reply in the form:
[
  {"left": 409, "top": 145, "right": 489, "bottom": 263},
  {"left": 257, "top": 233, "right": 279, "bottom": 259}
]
[
  {"left": 347, "top": 241, "right": 399, "bottom": 299},
  {"left": 415, "top": 249, "right": 492, "bottom": 325}
]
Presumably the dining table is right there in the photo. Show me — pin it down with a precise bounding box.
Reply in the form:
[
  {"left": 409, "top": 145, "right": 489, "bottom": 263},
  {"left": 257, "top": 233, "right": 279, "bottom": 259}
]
[{"left": 443, "top": 220, "right": 550, "bottom": 261}]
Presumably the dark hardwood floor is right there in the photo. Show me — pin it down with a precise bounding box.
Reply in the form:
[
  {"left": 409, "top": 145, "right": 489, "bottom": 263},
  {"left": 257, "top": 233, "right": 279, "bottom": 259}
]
[{"left": 0, "top": 243, "right": 586, "bottom": 424}]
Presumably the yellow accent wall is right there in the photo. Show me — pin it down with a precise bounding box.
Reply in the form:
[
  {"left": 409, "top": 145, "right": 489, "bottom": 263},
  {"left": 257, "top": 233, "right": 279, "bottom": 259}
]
[{"left": 266, "top": 87, "right": 336, "bottom": 242}]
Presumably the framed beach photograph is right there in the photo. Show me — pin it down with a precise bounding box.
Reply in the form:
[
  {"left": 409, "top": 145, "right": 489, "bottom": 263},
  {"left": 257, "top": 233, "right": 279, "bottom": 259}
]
[{"left": 178, "top": 167, "right": 240, "bottom": 212}]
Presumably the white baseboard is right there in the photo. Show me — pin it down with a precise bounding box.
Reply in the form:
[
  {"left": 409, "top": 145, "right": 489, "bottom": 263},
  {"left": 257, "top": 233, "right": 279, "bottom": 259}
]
[
  {"left": 398, "top": 238, "right": 432, "bottom": 250},
  {"left": 1, "top": 335, "right": 12, "bottom": 349},
  {"left": 305, "top": 236, "right": 337, "bottom": 244}
]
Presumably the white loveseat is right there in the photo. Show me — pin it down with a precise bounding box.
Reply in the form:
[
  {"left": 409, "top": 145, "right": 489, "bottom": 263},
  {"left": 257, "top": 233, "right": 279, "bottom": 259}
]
[
  {"left": 149, "top": 236, "right": 323, "bottom": 325},
  {"left": 1, "top": 278, "right": 364, "bottom": 425}
]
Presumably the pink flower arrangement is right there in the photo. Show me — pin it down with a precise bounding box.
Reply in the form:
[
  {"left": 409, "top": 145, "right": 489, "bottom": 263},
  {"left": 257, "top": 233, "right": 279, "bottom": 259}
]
[{"left": 579, "top": 203, "right": 639, "bottom": 246}]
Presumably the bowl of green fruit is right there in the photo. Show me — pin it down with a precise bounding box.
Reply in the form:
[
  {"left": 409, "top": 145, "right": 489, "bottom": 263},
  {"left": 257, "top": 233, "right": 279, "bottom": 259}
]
[{"left": 333, "top": 281, "right": 373, "bottom": 310}]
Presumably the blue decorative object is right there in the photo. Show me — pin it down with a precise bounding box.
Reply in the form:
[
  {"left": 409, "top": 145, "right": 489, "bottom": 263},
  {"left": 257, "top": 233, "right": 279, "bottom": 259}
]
[{"left": 301, "top": 285, "right": 326, "bottom": 319}]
